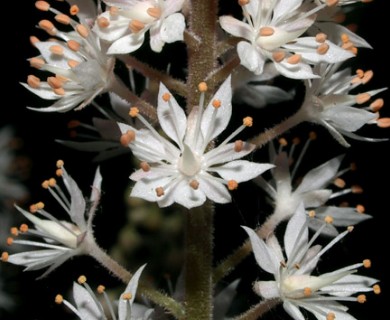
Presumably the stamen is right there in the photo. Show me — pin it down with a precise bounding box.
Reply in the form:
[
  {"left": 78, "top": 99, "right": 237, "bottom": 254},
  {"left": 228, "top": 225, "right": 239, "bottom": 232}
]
[
  {"left": 243, "top": 117, "right": 253, "bottom": 127},
  {"left": 97, "top": 17, "right": 110, "bottom": 28},
  {"left": 35, "top": 1, "right": 50, "bottom": 11},
  {"left": 56, "top": 159, "right": 64, "bottom": 168},
  {"left": 373, "top": 284, "right": 381, "bottom": 294},
  {"left": 10, "top": 227, "right": 19, "bottom": 236},
  {"left": 356, "top": 204, "right": 365, "bottom": 213},
  {"left": 259, "top": 27, "right": 274, "bottom": 36},
  {"left": 129, "top": 107, "right": 139, "bottom": 118},
  {"left": 377, "top": 118, "right": 390, "bottom": 128},
  {"left": 55, "top": 294, "right": 63, "bottom": 304},
  {"left": 49, "top": 178, "right": 57, "bottom": 187},
  {"left": 234, "top": 140, "right": 244, "bottom": 152},
  {"left": 27, "top": 75, "right": 41, "bottom": 88},
  {"left": 76, "top": 24, "right": 89, "bottom": 38},
  {"left": 1, "top": 252, "right": 9, "bottom": 261},
  {"left": 326, "top": 0, "right": 339, "bottom": 7},
  {"left": 356, "top": 69, "right": 364, "bottom": 78},
  {"left": 238, "top": 0, "right": 249, "bottom": 6},
  {"left": 55, "top": 14, "right": 71, "bottom": 25},
  {"left": 327, "top": 312, "right": 336, "bottom": 320},
  {"left": 53, "top": 86, "right": 65, "bottom": 95},
  {"left": 362, "top": 70, "right": 373, "bottom": 84},
  {"left": 122, "top": 293, "right": 132, "bottom": 300},
  {"left": 286, "top": 54, "right": 301, "bottom": 65},
  {"left": 272, "top": 51, "right": 285, "bottom": 62},
  {"left": 6, "top": 237, "right": 13, "bottom": 246},
  {"left": 317, "top": 43, "right": 329, "bottom": 55},
  {"left": 156, "top": 187, "right": 164, "bottom": 197},
  {"left": 363, "top": 259, "right": 371, "bottom": 268},
  {"left": 30, "top": 36, "right": 40, "bottom": 46},
  {"left": 68, "top": 59, "right": 80, "bottom": 68},
  {"left": 120, "top": 130, "right": 136, "bottom": 146},
  {"left": 227, "top": 180, "right": 238, "bottom": 190},
  {"left": 190, "top": 180, "right": 199, "bottom": 190},
  {"left": 129, "top": 20, "right": 145, "bottom": 33},
  {"left": 198, "top": 82, "right": 208, "bottom": 92},
  {"left": 47, "top": 76, "right": 63, "bottom": 89},
  {"left": 315, "top": 33, "right": 327, "bottom": 43},
  {"left": 308, "top": 210, "right": 316, "bottom": 218},
  {"left": 140, "top": 161, "right": 150, "bottom": 172},
  {"left": 97, "top": 285, "right": 105, "bottom": 294},
  {"left": 324, "top": 216, "right": 334, "bottom": 224},
  {"left": 109, "top": 6, "right": 119, "bottom": 16},
  {"left": 67, "top": 40, "right": 81, "bottom": 51},
  {"left": 369, "top": 98, "right": 384, "bottom": 112},
  {"left": 162, "top": 92, "right": 171, "bottom": 102},
  {"left": 351, "top": 185, "right": 363, "bottom": 193},
  {"left": 39, "top": 20, "right": 57, "bottom": 35},
  {"left": 356, "top": 93, "right": 371, "bottom": 104},
  {"left": 333, "top": 178, "right": 346, "bottom": 188},
  {"left": 303, "top": 287, "right": 312, "bottom": 297},
  {"left": 212, "top": 99, "right": 221, "bottom": 108},
  {"left": 77, "top": 275, "right": 87, "bottom": 284},
  {"left": 56, "top": 169, "right": 63, "bottom": 177},
  {"left": 347, "top": 226, "right": 354, "bottom": 232},
  {"left": 19, "top": 224, "right": 29, "bottom": 233},
  {"left": 357, "top": 294, "right": 366, "bottom": 303},
  {"left": 70, "top": 5, "right": 79, "bottom": 16},
  {"left": 49, "top": 45, "right": 64, "bottom": 56},
  {"left": 147, "top": 7, "right": 162, "bottom": 19},
  {"left": 278, "top": 137, "right": 288, "bottom": 147}
]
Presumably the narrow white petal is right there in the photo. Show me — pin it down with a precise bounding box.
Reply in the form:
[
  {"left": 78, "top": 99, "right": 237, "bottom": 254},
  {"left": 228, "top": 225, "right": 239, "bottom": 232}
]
[
  {"left": 73, "top": 282, "right": 102, "bottom": 319},
  {"left": 198, "top": 174, "right": 231, "bottom": 204},
  {"left": 253, "top": 281, "right": 280, "bottom": 299},
  {"left": 160, "top": 13, "right": 185, "bottom": 43},
  {"left": 284, "top": 203, "right": 308, "bottom": 260},
  {"left": 237, "top": 42, "right": 265, "bottom": 75},
  {"left": 204, "top": 142, "right": 255, "bottom": 167},
  {"left": 107, "top": 33, "right": 145, "bottom": 54},
  {"left": 173, "top": 180, "right": 207, "bottom": 209},
  {"left": 219, "top": 16, "right": 253, "bottom": 40},
  {"left": 283, "top": 301, "right": 305, "bottom": 320}
]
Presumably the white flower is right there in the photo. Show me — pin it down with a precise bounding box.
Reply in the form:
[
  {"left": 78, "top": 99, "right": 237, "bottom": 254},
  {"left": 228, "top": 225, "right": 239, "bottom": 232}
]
[
  {"left": 219, "top": 0, "right": 353, "bottom": 78},
  {"left": 22, "top": 1, "right": 115, "bottom": 112},
  {"left": 243, "top": 204, "right": 380, "bottom": 320},
  {"left": 94, "top": 0, "right": 186, "bottom": 53},
  {"left": 118, "top": 76, "right": 273, "bottom": 209},
  {"left": 55, "top": 264, "right": 152, "bottom": 320},
  {"left": 255, "top": 137, "right": 371, "bottom": 236},
  {"left": 2, "top": 161, "right": 102, "bottom": 278},
  {"left": 299, "top": 62, "right": 388, "bottom": 147}
]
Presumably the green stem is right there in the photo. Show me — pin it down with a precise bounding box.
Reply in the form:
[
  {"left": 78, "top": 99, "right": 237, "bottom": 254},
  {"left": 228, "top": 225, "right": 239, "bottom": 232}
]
[
  {"left": 184, "top": 203, "right": 214, "bottom": 319},
  {"left": 118, "top": 55, "right": 187, "bottom": 97},
  {"left": 233, "top": 299, "right": 281, "bottom": 320}
]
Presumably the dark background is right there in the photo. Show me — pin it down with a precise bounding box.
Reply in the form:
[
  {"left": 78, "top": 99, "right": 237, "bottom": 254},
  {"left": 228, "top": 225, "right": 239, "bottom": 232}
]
[{"left": 2, "top": 1, "right": 389, "bottom": 319}]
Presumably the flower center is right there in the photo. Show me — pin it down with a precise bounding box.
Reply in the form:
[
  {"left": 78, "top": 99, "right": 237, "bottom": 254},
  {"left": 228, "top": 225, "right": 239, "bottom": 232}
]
[{"left": 178, "top": 144, "right": 201, "bottom": 177}]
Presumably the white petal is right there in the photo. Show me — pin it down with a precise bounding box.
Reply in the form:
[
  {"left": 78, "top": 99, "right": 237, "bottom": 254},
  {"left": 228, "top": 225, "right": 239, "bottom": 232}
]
[
  {"left": 198, "top": 174, "right": 231, "bottom": 204},
  {"left": 93, "top": 12, "right": 130, "bottom": 41},
  {"left": 73, "top": 282, "right": 102, "bottom": 320},
  {"left": 322, "top": 274, "right": 378, "bottom": 296},
  {"left": 35, "top": 41, "right": 82, "bottom": 68},
  {"left": 7, "top": 249, "right": 63, "bottom": 267},
  {"left": 300, "top": 189, "right": 332, "bottom": 207},
  {"left": 210, "top": 160, "right": 274, "bottom": 183},
  {"left": 253, "top": 281, "right": 280, "bottom": 299},
  {"left": 214, "top": 279, "right": 240, "bottom": 320},
  {"left": 283, "top": 301, "right": 305, "bottom": 320},
  {"left": 65, "top": 0, "right": 97, "bottom": 24},
  {"left": 90, "top": 167, "right": 102, "bottom": 202},
  {"left": 164, "top": 0, "right": 186, "bottom": 14},
  {"left": 237, "top": 42, "right": 265, "bottom": 75},
  {"left": 315, "top": 206, "right": 372, "bottom": 226},
  {"left": 219, "top": 16, "right": 253, "bottom": 40},
  {"left": 173, "top": 179, "right": 207, "bottom": 209},
  {"left": 273, "top": 0, "right": 304, "bottom": 22},
  {"left": 201, "top": 75, "right": 232, "bottom": 142},
  {"left": 21, "top": 82, "right": 61, "bottom": 100},
  {"left": 284, "top": 203, "right": 308, "bottom": 260},
  {"left": 157, "top": 82, "right": 187, "bottom": 147},
  {"left": 274, "top": 59, "right": 318, "bottom": 79},
  {"left": 149, "top": 24, "right": 165, "bottom": 53},
  {"left": 204, "top": 142, "right": 255, "bottom": 167},
  {"left": 130, "top": 175, "right": 175, "bottom": 202},
  {"left": 241, "top": 226, "right": 280, "bottom": 274},
  {"left": 107, "top": 33, "right": 145, "bottom": 54},
  {"left": 160, "top": 13, "right": 185, "bottom": 43}
]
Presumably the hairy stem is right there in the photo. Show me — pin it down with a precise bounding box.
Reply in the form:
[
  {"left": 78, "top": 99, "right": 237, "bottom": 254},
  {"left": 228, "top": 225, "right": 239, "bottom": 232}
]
[
  {"left": 184, "top": 203, "right": 214, "bottom": 319},
  {"left": 233, "top": 299, "right": 281, "bottom": 320}
]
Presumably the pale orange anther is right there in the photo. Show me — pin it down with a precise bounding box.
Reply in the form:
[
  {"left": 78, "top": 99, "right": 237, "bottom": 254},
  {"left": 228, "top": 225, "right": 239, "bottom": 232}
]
[
  {"left": 147, "top": 7, "right": 162, "bottom": 19},
  {"left": 238, "top": 0, "right": 249, "bottom": 6},
  {"left": 55, "top": 294, "right": 63, "bottom": 304},
  {"left": 78, "top": 275, "right": 87, "bottom": 284},
  {"left": 56, "top": 169, "right": 63, "bottom": 177},
  {"left": 97, "top": 285, "right": 105, "bottom": 294},
  {"left": 140, "top": 161, "right": 150, "bottom": 172},
  {"left": 30, "top": 57, "right": 45, "bottom": 69},
  {"left": 259, "top": 27, "right": 274, "bottom": 36},
  {"left": 309, "top": 131, "right": 317, "bottom": 140},
  {"left": 129, "top": 20, "right": 145, "bottom": 33},
  {"left": 342, "top": 41, "right": 354, "bottom": 50},
  {"left": 19, "top": 224, "right": 29, "bottom": 233},
  {"left": 356, "top": 204, "right": 365, "bottom": 213},
  {"left": 369, "top": 98, "right": 384, "bottom": 112},
  {"left": 272, "top": 51, "right": 285, "bottom": 62},
  {"left": 286, "top": 54, "right": 301, "bottom": 65},
  {"left": 212, "top": 99, "right": 221, "bottom": 108},
  {"left": 54, "top": 87, "right": 66, "bottom": 96},
  {"left": 1, "top": 252, "right": 9, "bottom": 262},
  {"left": 377, "top": 117, "right": 390, "bottom": 128},
  {"left": 6, "top": 237, "right": 13, "bottom": 246},
  {"left": 198, "top": 82, "right": 208, "bottom": 92},
  {"left": 156, "top": 187, "right": 165, "bottom": 197},
  {"left": 68, "top": 59, "right": 80, "bottom": 68},
  {"left": 55, "top": 14, "right": 71, "bottom": 25},
  {"left": 356, "top": 93, "right": 371, "bottom": 104},
  {"left": 227, "top": 180, "right": 238, "bottom": 191},
  {"left": 42, "top": 180, "right": 50, "bottom": 189},
  {"left": 352, "top": 185, "right": 363, "bottom": 194},
  {"left": 356, "top": 69, "right": 364, "bottom": 78},
  {"left": 333, "top": 178, "right": 346, "bottom": 188},
  {"left": 76, "top": 24, "right": 89, "bottom": 38},
  {"left": 292, "top": 137, "right": 300, "bottom": 145},
  {"left": 70, "top": 4, "right": 79, "bottom": 15},
  {"left": 317, "top": 43, "right": 329, "bottom": 55},
  {"left": 56, "top": 159, "right": 64, "bottom": 168},
  {"left": 122, "top": 292, "right": 132, "bottom": 300},
  {"left": 47, "top": 76, "right": 63, "bottom": 89},
  {"left": 129, "top": 107, "right": 140, "bottom": 118},
  {"left": 48, "top": 178, "right": 57, "bottom": 187},
  {"left": 10, "top": 227, "right": 19, "bottom": 236},
  {"left": 278, "top": 137, "right": 288, "bottom": 146},
  {"left": 234, "top": 140, "right": 244, "bottom": 152},
  {"left": 373, "top": 284, "right": 381, "bottom": 294},
  {"left": 326, "top": 0, "right": 339, "bottom": 6},
  {"left": 49, "top": 45, "right": 64, "bottom": 56},
  {"left": 326, "top": 312, "right": 336, "bottom": 320},
  {"left": 324, "top": 215, "right": 334, "bottom": 224},
  {"left": 315, "top": 32, "right": 327, "bottom": 43},
  {"left": 363, "top": 259, "right": 371, "bottom": 268},
  {"left": 27, "top": 75, "right": 41, "bottom": 88},
  {"left": 36, "top": 202, "right": 45, "bottom": 210},
  {"left": 66, "top": 40, "right": 81, "bottom": 52},
  {"left": 341, "top": 33, "right": 350, "bottom": 44},
  {"left": 35, "top": 1, "right": 50, "bottom": 11},
  {"left": 120, "top": 130, "right": 136, "bottom": 146},
  {"left": 98, "top": 17, "right": 110, "bottom": 28},
  {"left": 303, "top": 287, "right": 312, "bottom": 297},
  {"left": 347, "top": 226, "right": 354, "bottom": 232},
  {"left": 243, "top": 117, "right": 253, "bottom": 127},
  {"left": 30, "top": 36, "right": 40, "bottom": 46},
  {"left": 357, "top": 294, "right": 366, "bottom": 303},
  {"left": 190, "top": 180, "right": 199, "bottom": 190},
  {"left": 351, "top": 76, "right": 362, "bottom": 85},
  {"left": 362, "top": 70, "right": 373, "bottom": 84},
  {"left": 109, "top": 6, "right": 119, "bottom": 16},
  {"left": 39, "top": 19, "right": 57, "bottom": 35},
  {"left": 162, "top": 92, "right": 171, "bottom": 102}
]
